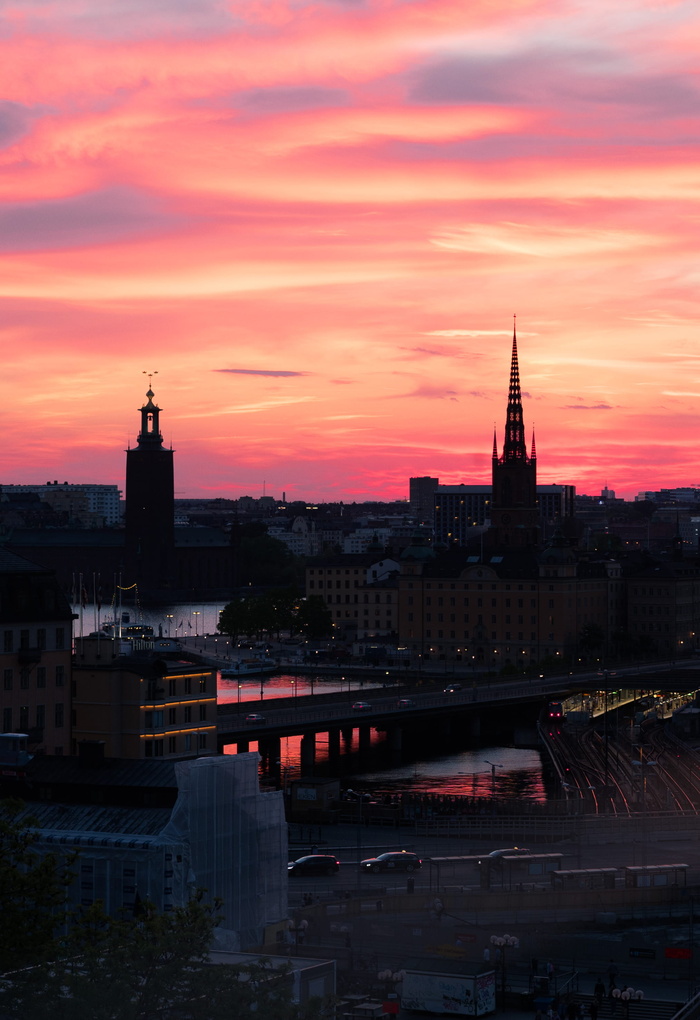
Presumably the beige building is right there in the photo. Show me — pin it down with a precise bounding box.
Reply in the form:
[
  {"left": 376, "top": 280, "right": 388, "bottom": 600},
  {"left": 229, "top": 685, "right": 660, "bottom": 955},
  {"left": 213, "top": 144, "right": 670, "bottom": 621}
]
[
  {"left": 72, "top": 635, "right": 217, "bottom": 758},
  {"left": 306, "top": 555, "right": 399, "bottom": 640}
]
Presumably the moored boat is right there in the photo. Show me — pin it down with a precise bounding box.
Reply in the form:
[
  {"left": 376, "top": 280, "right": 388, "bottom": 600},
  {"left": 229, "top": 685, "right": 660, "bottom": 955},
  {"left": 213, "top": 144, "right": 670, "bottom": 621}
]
[{"left": 220, "top": 658, "right": 277, "bottom": 678}]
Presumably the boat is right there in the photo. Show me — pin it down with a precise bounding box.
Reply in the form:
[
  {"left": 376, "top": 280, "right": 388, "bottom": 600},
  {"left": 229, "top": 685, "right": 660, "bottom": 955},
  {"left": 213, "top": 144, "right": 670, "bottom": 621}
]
[{"left": 220, "top": 658, "right": 278, "bottom": 678}]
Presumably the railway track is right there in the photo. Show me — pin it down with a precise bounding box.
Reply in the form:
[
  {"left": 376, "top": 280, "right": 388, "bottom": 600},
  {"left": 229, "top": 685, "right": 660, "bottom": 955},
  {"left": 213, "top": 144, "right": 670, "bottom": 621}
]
[{"left": 540, "top": 709, "right": 700, "bottom": 817}]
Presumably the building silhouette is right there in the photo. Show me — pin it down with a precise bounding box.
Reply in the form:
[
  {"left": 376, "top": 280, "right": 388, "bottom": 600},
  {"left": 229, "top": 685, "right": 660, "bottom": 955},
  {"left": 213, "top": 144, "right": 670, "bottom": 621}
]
[
  {"left": 7, "top": 382, "right": 235, "bottom": 604},
  {"left": 125, "top": 382, "right": 175, "bottom": 592}
]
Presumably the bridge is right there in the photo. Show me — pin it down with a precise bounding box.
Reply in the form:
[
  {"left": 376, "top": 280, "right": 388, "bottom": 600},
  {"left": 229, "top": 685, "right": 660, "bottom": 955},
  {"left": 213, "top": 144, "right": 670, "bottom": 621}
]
[{"left": 216, "top": 662, "right": 700, "bottom": 770}]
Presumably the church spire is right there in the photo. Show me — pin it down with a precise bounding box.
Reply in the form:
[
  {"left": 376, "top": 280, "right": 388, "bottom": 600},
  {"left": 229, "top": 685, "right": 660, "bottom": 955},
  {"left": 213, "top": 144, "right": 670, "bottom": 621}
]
[{"left": 502, "top": 315, "right": 527, "bottom": 463}]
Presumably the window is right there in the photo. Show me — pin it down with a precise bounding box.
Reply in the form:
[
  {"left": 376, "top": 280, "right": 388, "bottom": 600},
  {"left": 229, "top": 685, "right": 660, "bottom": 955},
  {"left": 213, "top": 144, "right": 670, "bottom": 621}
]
[
  {"left": 144, "top": 710, "right": 164, "bottom": 728},
  {"left": 55, "top": 628, "right": 65, "bottom": 650},
  {"left": 20, "top": 669, "right": 29, "bottom": 690},
  {"left": 145, "top": 739, "right": 164, "bottom": 758},
  {"left": 36, "top": 666, "right": 46, "bottom": 688},
  {"left": 184, "top": 678, "right": 192, "bottom": 694},
  {"left": 55, "top": 703, "right": 64, "bottom": 728},
  {"left": 55, "top": 665, "right": 65, "bottom": 687},
  {"left": 2, "top": 707, "right": 12, "bottom": 732},
  {"left": 184, "top": 734, "right": 192, "bottom": 751},
  {"left": 37, "top": 629, "right": 46, "bottom": 650},
  {"left": 3, "top": 631, "right": 12, "bottom": 653},
  {"left": 3, "top": 669, "right": 12, "bottom": 691},
  {"left": 184, "top": 706, "right": 192, "bottom": 723},
  {"left": 198, "top": 734, "right": 207, "bottom": 749},
  {"left": 36, "top": 705, "right": 45, "bottom": 729},
  {"left": 168, "top": 707, "right": 177, "bottom": 724},
  {"left": 168, "top": 736, "right": 177, "bottom": 753},
  {"left": 199, "top": 705, "right": 207, "bottom": 721},
  {"left": 168, "top": 678, "right": 176, "bottom": 697},
  {"left": 199, "top": 678, "right": 206, "bottom": 692},
  {"left": 20, "top": 629, "right": 29, "bottom": 649}
]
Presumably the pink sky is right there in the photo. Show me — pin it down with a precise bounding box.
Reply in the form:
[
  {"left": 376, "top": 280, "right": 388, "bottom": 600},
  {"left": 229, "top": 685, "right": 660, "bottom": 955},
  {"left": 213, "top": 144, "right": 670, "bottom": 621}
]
[{"left": 1, "top": 0, "right": 699, "bottom": 503}]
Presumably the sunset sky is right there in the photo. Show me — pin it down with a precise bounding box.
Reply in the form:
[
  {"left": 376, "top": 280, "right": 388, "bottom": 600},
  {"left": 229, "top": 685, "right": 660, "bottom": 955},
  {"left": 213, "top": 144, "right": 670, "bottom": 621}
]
[{"left": 1, "top": 0, "right": 699, "bottom": 503}]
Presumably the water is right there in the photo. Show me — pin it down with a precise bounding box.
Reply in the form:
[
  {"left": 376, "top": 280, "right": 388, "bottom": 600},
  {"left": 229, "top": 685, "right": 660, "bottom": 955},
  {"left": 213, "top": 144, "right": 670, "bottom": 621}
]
[
  {"left": 219, "top": 673, "right": 547, "bottom": 803},
  {"left": 72, "top": 602, "right": 547, "bottom": 802}
]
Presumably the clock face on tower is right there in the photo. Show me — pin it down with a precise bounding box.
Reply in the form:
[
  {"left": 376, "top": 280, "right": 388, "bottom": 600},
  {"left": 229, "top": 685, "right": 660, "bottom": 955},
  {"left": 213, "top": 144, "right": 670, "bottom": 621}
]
[{"left": 501, "top": 513, "right": 511, "bottom": 524}]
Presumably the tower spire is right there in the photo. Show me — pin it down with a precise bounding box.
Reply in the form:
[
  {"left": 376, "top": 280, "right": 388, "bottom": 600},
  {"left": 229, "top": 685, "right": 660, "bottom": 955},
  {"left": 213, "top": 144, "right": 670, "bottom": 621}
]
[
  {"left": 501, "top": 314, "right": 527, "bottom": 462},
  {"left": 136, "top": 371, "right": 163, "bottom": 448}
]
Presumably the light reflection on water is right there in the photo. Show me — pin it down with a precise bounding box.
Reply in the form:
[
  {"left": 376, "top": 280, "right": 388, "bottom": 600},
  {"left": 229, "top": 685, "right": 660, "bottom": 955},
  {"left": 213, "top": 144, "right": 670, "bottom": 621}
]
[{"left": 220, "top": 673, "right": 547, "bottom": 803}]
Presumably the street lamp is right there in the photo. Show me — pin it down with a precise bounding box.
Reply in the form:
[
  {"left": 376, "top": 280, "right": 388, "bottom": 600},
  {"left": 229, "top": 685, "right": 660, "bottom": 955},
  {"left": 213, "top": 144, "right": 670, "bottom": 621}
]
[
  {"left": 192, "top": 611, "right": 201, "bottom": 638},
  {"left": 165, "top": 614, "right": 173, "bottom": 636},
  {"left": 490, "top": 933, "right": 519, "bottom": 1007},
  {"left": 632, "top": 756, "right": 657, "bottom": 866},
  {"left": 484, "top": 760, "right": 503, "bottom": 813}
]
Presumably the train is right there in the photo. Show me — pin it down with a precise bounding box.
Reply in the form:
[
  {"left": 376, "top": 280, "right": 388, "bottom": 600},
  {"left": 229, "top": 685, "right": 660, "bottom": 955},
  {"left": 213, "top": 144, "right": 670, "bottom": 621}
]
[{"left": 547, "top": 701, "right": 564, "bottom": 721}]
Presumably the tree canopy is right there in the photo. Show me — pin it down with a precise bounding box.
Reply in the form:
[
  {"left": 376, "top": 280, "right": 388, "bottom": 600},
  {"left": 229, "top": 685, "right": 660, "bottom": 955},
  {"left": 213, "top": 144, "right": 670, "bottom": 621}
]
[
  {"left": 0, "top": 807, "right": 328, "bottom": 1020},
  {"left": 218, "top": 589, "right": 332, "bottom": 642},
  {"left": 0, "top": 800, "right": 75, "bottom": 974}
]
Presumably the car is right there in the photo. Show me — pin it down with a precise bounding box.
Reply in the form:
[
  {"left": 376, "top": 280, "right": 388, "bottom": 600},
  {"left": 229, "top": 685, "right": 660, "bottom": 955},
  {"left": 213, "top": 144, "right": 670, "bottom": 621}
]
[
  {"left": 487, "top": 847, "right": 532, "bottom": 858},
  {"left": 360, "top": 851, "right": 422, "bottom": 873},
  {"left": 288, "top": 855, "right": 340, "bottom": 876},
  {"left": 443, "top": 683, "right": 463, "bottom": 693},
  {"left": 397, "top": 698, "right": 415, "bottom": 708},
  {"left": 351, "top": 701, "right": 372, "bottom": 711},
  {"left": 244, "top": 713, "right": 266, "bottom": 724}
]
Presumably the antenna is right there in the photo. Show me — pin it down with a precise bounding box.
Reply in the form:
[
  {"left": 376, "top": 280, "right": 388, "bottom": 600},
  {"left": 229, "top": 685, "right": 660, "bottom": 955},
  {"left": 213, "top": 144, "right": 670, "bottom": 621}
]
[{"left": 142, "top": 370, "right": 158, "bottom": 388}]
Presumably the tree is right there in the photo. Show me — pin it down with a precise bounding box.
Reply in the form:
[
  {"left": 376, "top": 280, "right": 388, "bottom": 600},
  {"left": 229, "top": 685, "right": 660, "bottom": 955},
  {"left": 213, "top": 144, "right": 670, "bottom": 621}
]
[
  {"left": 0, "top": 895, "right": 327, "bottom": 1020},
  {"left": 0, "top": 800, "right": 75, "bottom": 974},
  {"left": 295, "top": 596, "right": 333, "bottom": 640}
]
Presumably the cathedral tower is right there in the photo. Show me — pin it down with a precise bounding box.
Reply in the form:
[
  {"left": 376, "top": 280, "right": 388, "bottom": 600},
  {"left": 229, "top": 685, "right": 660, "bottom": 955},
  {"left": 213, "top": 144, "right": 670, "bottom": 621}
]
[
  {"left": 125, "top": 379, "right": 175, "bottom": 591},
  {"left": 489, "top": 320, "right": 539, "bottom": 547}
]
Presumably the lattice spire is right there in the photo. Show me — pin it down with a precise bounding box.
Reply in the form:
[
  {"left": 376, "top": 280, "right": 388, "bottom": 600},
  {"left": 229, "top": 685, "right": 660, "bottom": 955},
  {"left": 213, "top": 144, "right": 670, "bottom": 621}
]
[{"left": 501, "top": 315, "right": 528, "bottom": 462}]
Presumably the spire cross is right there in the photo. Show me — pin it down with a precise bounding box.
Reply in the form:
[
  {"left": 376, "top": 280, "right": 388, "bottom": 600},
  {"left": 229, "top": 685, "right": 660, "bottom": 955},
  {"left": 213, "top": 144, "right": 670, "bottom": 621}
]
[{"left": 142, "top": 370, "right": 158, "bottom": 389}]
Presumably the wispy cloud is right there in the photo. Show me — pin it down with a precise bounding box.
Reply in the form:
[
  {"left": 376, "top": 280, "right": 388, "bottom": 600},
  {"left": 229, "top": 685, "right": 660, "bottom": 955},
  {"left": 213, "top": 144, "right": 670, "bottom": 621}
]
[{"left": 215, "top": 369, "right": 308, "bottom": 377}]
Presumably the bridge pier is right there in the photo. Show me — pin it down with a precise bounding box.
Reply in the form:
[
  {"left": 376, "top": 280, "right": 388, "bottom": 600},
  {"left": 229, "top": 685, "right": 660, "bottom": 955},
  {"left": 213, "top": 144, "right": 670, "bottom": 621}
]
[
  {"left": 468, "top": 714, "right": 481, "bottom": 738},
  {"left": 328, "top": 727, "right": 341, "bottom": 761},
  {"left": 237, "top": 739, "right": 250, "bottom": 753},
  {"left": 358, "top": 724, "right": 371, "bottom": 756},
  {"left": 300, "top": 733, "right": 316, "bottom": 774},
  {"left": 389, "top": 725, "right": 402, "bottom": 752},
  {"left": 259, "top": 736, "right": 280, "bottom": 766}
]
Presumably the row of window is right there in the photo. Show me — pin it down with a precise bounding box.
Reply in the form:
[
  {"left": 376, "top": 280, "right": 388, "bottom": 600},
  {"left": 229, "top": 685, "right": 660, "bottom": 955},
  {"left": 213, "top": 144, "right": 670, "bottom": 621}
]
[
  {"left": 144, "top": 733, "right": 208, "bottom": 757},
  {"left": 632, "top": 605, "right": 672, "bottom": 615},
  {"left": 422, "top": 629, "right": 541, "bottom": 642},
  {"left": 333, "top": 610, "right": 394, "bottom": 622},
  {"left": 406, "top": 580, "right": 575, "bottom": 593},
  {"left": 3, "top": 703, "right": 63, "bottom": 731},
  {"left": 312, "top": 583, "right": 393, "bottom": 601},
  {"left": 144, "top": 705, "right": 208, "bottom": 728},
  {"left": 3, "top": 665, "right": 64, "bottom": 690},
  {"left": 3, "top": 627, "right": 66, "bottom": 652},
  {"left": 144, "top": 676, "right": 208, "bottom": 701}
]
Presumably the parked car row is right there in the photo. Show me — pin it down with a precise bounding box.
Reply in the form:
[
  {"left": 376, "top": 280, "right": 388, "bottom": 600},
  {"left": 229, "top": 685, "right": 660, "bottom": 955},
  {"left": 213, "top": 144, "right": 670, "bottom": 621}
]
[{"left": 288, "top": 850, "right": 422, "bottom": 876}]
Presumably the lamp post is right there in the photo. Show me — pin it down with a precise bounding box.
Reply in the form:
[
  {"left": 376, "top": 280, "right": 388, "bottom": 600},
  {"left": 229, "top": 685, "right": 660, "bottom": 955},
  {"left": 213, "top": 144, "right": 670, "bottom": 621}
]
[
  {"left": 193, "top": 611, "right": 201, "bottom": 638},
  {"left": 632, "top": 755, "right": 657, "bottom": 866},
  {"left": 165, "top": 614, "right": 173, "bottom": 636},
  {"left": 484, "top": 760, "right": 503, "bottom": 813},
  {"left": 490, "top": 933, "right": 519, "bottom": 1007}
]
